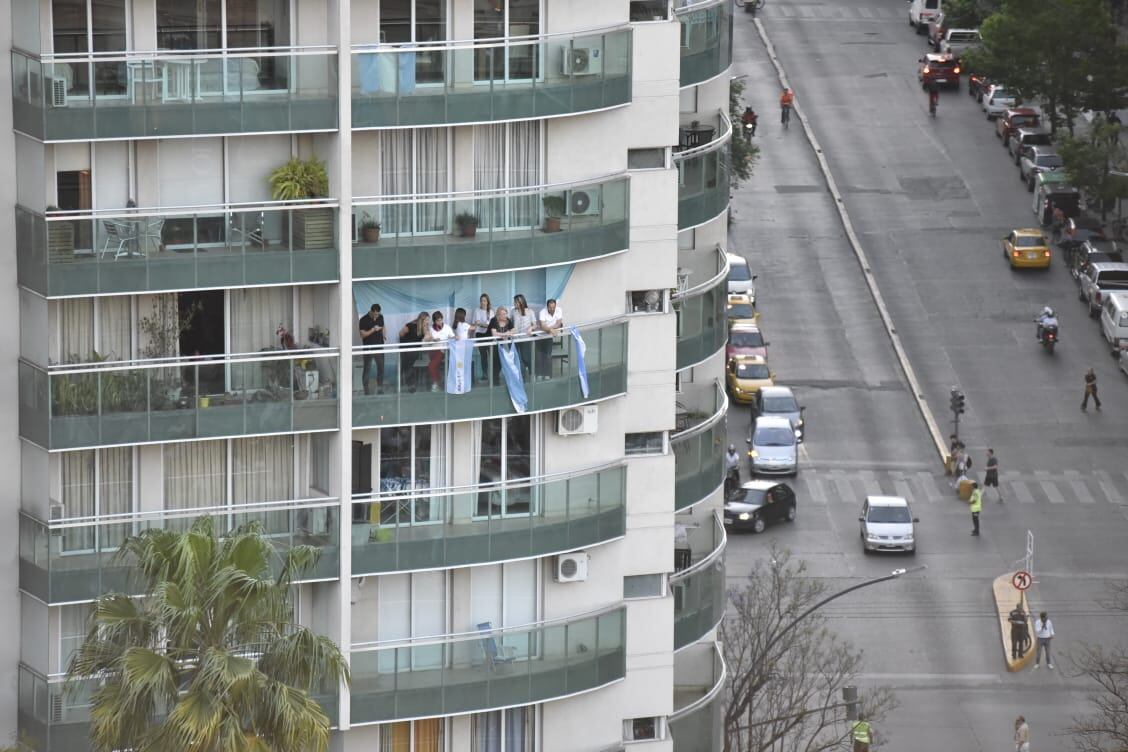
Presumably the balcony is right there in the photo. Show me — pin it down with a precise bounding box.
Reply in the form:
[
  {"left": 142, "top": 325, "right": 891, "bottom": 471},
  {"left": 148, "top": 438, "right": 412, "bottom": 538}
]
[
  {"left": 11, "top": 47, "right": 337, "bottom": 142},
  {"left": 350, "top": 605, "right": 625, "bottom": 724},
  {"left": 352, "top": 463, "right": 624, "bottom": 574},
  {"left": 19, "top": 350, "right": 339, "bottom": 451},
  {"left": 353, "top": 175, "right": 629, "bottom": 279},
  {"left": 351, "top": 27, "right": 631, "bottom": 129},
  {"left": 16, "top": 202, "right": 339, "bottom": 298},
  {"left": 675, "top": 0, "right": 733, "bottom": 88},
  {"left": 19, "top": 498, "right": 340, "bottom": 604},
  {"left": 352, "top": 319, "right": 627, "bottom": 428},
  {"left": 671, "top": 513, "right": 726, "bottom": 650},
  {"left": 672, "top": 382, "right": 727, "bottom": 512},
  {"left": 674, "top": 111, "right": 732, "bottom": 230},
  {"left": 18, "top": 665, "right": 339, "bottom": 752},
  {"left": 670, "top": 641, "right": 726, "bottom": 752},
  {"left": 674, "top": 245, "right": 728, "bottom": 370}
]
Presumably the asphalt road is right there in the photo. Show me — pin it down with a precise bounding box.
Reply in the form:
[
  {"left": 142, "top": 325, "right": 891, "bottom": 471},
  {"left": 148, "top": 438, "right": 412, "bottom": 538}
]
[{"left": 724, "top": 2, "right": 1128, "bottom": 750}]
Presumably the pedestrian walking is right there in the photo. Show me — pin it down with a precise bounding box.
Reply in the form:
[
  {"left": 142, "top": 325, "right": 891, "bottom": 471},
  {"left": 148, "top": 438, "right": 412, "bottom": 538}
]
[
  {"left": 1052, "top": 205, "right": 1065, "bottom": 242},
  {"left": 1034, "top": 611, "right": 1054, "bottom": 669},
  {"left": 1081, "top": 368, "right": 1102, "bottom": 411},
  {"left": 1008, "top": 601, "right": 1029, "bottom": 659},
  {"left": 1014, "top": 716, "right": 1030, "bottom": 752},
  {"left": 969, "top": 482, "right": 982, "bottom": 536},
  {"left": 851, "top": 713, "right": 872, "bottom": 752},
  {"left": 985, "top": 448, "right": 1002, "bottom": 502}
]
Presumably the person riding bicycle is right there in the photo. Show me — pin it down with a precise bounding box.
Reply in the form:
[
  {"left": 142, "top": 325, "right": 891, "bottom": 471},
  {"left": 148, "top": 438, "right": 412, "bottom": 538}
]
[
  {"left": 742, "top": 106, "right": 758, "bottom": 137},
  {"left": 779, "top": 88, "right": 794, "bottom": 124},
  {"left": 927, "top": 80, "right": 940, "bottom": 113}
]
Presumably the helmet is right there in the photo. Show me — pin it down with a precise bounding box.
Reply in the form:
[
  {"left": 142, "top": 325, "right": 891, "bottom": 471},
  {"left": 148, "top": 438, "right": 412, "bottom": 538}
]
[
  {"left": 1042, "top": 306, "right": 1053, "bottom": 317},
  {"left": 728, "top": 444, "right": 736, "bottom": 452}
]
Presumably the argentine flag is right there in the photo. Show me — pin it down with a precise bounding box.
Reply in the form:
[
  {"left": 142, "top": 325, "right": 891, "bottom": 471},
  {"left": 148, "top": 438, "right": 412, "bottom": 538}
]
[
  {"left": 570, "top": 326, "right": 589, "bottom": 399},
  {"left": 498, "top": 342, "right": 528, "bottom": 413},
  {"left": 446, "top": 338, "right": 473, "bottom": 395}
]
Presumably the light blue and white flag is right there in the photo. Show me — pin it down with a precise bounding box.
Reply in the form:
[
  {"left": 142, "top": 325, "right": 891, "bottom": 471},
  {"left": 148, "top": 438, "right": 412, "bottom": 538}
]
[
  {"left": 570, "top": 326, "right": 589, "bottom": 399},
  {"left": 446, "top": 338, "right": 473, "bottom": 395},
  {"left": 497, "top": 342, "right": 528, "bottom": 413}
]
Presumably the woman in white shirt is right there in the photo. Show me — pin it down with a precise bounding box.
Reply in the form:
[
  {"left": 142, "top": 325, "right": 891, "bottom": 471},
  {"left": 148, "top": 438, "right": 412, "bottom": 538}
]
[
  {"left": 424, "top": 310, "right": 455, "bottom": 392},
  {"left": 536, "top": 298, "right": 564, "bottom": 380},
  {"left": 452, "top": 307, "right": 472, "bottom": 340},
  {"left": 512, "top": 294, "right": 536, "bottom": 377},
  {"left": 470, "top": 294, "right": 493, "bottom": 382}
]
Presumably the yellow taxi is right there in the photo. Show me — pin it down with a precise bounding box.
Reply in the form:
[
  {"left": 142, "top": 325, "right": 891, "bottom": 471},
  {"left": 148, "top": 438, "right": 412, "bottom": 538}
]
[
  {"left": 1002, "top": 228, "right": 1051, "bottom": 269},
  {"left": 727, "top": 293, "right": 759, "bottom": 327},
  {"left": 726, "top": 355, "right": 775, "bottom": 404}
]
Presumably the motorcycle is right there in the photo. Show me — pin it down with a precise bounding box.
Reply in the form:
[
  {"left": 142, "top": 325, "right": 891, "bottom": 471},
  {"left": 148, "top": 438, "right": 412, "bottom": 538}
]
[
  {"left": 928, "top": 92, "right": 938, "bottom": 117},
  {"left": 724, "top": 466, "right": 741, "bottom": 498},
  {"left": 1037, "top": 322, "right": 1059, "bottom": 354},
  {"left": 743, "top": 121, "right": 755, "bottom": 142}
]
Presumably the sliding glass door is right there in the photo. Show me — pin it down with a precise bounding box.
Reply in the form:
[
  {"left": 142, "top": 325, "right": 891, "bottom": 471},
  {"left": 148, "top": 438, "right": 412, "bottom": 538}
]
[
  {"left": 380, "top": 0, "right": 447, "bottom": 84},
  {"left": 475, "top": 415, "right": 534, "bottom": 518},
  {"left": 379, "top": 128, "right": 450, "bottom": 235},
  {"left": 473, "top": 122, "right": 541, "bottom": 230},
  {"left": 473, "top": 0, "right": 540, "bottom": 82}
]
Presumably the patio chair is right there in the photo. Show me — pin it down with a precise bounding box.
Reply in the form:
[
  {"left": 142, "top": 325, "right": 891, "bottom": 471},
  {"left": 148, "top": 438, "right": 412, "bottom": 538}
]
[
  {"left": 101, "top": 219, "right": 140, "bottom": 259},
  {"left": 477, "top": 622, "right": 517, "bottom": 670},
  {"left": 230, "top": 211, "right": 266, "bottom": 250}
]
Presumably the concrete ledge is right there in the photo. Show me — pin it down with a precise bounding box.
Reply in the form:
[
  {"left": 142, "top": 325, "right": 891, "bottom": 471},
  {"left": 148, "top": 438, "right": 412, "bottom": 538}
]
[{"left": 992, "top": 572, "right": 1035, "bottom": 672}]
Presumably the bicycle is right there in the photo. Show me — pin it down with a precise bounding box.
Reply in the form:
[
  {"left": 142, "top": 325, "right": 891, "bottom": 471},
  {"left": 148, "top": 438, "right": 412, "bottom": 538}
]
[{"left": 780, "top": 103, "right": 791, "bottom": 129}]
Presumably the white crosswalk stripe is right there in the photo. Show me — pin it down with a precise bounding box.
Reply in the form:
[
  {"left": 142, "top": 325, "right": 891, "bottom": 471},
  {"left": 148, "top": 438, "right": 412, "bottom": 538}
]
[
  {"left": 1034, "top": 472, "right": 1066, "bottom": 504},
  {"left": 761, "top": 4, "right": 903, "bottom": 21},
  {"left": 1063, "top": 470, "right": 1097, "bottom": 505}
]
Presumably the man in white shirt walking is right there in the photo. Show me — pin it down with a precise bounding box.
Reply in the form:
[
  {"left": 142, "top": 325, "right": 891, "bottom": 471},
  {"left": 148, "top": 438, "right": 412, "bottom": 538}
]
[
  {"left": 1034, "top": 611, "right": 1054, "bottom": 669},
  {"left": 1014, "top": 716, "right": 1029, "bottom": 752},
  {"left": 536, "top": 299, "right": 564, "bottom": 381}
]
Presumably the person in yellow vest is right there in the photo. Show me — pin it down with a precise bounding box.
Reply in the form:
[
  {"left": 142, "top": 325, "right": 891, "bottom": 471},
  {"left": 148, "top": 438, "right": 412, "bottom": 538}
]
[
  {"left": 852, "top": 713, "right": 873, "bottom": 752},
  {"left": 969, "top": 482, "right": 982, "bottom": 536}
]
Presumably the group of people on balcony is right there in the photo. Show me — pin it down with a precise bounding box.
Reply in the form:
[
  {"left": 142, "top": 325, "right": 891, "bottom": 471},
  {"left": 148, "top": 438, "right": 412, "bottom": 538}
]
[{"left": 359, "top": 293, "right": 565, "bottom": 395}]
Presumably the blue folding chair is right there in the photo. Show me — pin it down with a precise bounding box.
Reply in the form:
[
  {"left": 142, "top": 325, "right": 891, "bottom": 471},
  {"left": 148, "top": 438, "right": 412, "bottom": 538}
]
[{"left": 478, "top": 622, "right": 517, "bottom": 670}]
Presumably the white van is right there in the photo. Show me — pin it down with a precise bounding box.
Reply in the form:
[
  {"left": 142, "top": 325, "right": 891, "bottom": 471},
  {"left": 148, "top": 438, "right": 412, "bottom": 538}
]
[
  {"left": 909, "top": 0, "right": 942, "bottom": 32},
  {"left": 1100, "top": 291, "right": 1128, "bottom": 347}
]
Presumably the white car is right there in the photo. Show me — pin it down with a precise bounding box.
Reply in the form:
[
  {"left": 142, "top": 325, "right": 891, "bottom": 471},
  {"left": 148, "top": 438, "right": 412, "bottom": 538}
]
[
  {"left": 747, "top": 416, "right": 798, "bottom": 477},
  {"left": 726, "top": 252, "right": 757, "bottom": 296},
  {"left": 983, "top": 85, "right": 1017, "bottom": 119},
  {"left": 859, "top": 495, "right": 918, "bottom": 554}
]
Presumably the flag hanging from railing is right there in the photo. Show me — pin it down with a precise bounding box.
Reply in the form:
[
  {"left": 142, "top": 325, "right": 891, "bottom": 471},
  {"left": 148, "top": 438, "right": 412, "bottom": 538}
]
[
  {"left": 570, "top": 326, "right": 589, "bottom": 399},
  {"left": 498, "top": 342, "right": 528, "bottom": 413},
  {"left": 446, "top": 338, "right": 472, "bottom": 395}
]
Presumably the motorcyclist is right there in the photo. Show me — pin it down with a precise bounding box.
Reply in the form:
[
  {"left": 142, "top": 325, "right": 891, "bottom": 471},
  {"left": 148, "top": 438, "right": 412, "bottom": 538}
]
[
  {"left": 1036, "top": 306, "right": 1059, "bottom": 342},
  {"left": 741, "top": 106, "right": 758, "bottom": 138},
  {"left": 725, "top": 444, "right": 740, "bottom": 474}
]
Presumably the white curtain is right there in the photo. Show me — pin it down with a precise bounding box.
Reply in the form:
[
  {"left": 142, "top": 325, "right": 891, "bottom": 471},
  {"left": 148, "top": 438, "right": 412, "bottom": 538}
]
[
  {"left": 99, "top": 447, "right": 133, "bottom": 549},
  {"left": 164, "top": 440, "right": 226, "bottom": 530},
  {"left": 60, "top": 604, "right": 90, "bottom": 675},
  {"left": 508, "top": 121, "right": 540, "bottom": 226},
  {"left": 472, "top": 709, "right": 530, "bottom": 752},
  {"left": 417, "top": 128, "right": 448, "bottom": 232},
  {"left": 231, "top": 287, "right": 291, "bottom": 354},
  {"left": 232, "top": 435, "right": 293, "bottom": 533},
  {"left": 380, "top": 130, "right": 413, "bottom": 235},
  {"left": 473, "top": 123, "right": 540, "bottom": 229},
  {"left": 473, "top": 125, "right": 506, "bottom": 229},
  {"left": 59, "top": 299, "right": 94, "bottom": 363},
  {"left": 97, "top": 297, "right": 133, "bottom": 361},
  {"left": 61, "top": 451, "right": 95, "bottom": 552}
]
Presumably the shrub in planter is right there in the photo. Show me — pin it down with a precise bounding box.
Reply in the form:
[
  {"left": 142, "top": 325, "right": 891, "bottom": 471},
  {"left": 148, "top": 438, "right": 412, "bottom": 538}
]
[
  {"left": 268, "top": 158, "right": 333, "bottom": 250},
  {"left": 454, "top": 211, "right": 479, "bottom": 238},
  {"left": 542, "top": 195, "right": 566, "bottom": 233},
  {"left": 359, "top": 212, "right": 381, "bottom": 244}
]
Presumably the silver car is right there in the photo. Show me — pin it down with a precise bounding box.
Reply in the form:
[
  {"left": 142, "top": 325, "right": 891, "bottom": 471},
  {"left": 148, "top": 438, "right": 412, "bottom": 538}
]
[
  {"left": 859, "top": 495, "right": 919, "bottom": 554},
  {"left": 748, "top": 416, "right": 798, "bottom": 477},
  {"left": 755, "top": 385, "right": 805, "bottom": 441}
]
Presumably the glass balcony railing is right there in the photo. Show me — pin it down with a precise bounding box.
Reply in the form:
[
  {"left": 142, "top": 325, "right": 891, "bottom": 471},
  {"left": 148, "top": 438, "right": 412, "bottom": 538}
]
[
  {"left": 19, "top": 499, "right": 340, "bottom": 604},
  {"left": 352, "top": 319, "right": 627, "bottom": 428},
  {"left": 670, "top": 642, "right": 726, "bottom": 752},
  {"left": 16, "top": 203, "right": 339, "bottom": 298},
  {"left": 18, "top": 665, "right": 339, "bottom": 752},
  {"left": 352, "top": 463, "right": 625, "bottom": 574},
  {"left": 676, "top": 0, "right": 733, "bottom": 88},
  {"left": 19, "top": 350, "right": 339, "bottom": 451},
  {"left": 671, "top": 515, "right": 726, "bottom": 650},
  {"left": 351, "top": 27, "right": 631, "bottom": 128},
  {"left": 675, "top": 112, "right": 732, "bottom": 231},
  {"left": 672, "top": 383, "right": 727, "bottom": 512},
  {"left": 353, "top": 175, "right": 629, "bottom": 279},
  {"left": 674, "top": 246, "right": 728, "bottom": 370},
  {"left": 11, "top": 47, "right": 338, "bottom": 141},
  {"left": 350, "top": 606, "right": 625, "bottom": 724}
]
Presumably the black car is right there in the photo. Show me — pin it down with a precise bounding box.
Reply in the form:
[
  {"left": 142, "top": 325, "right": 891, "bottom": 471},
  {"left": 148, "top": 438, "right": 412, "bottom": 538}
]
[
  {"left": 723, "top": 480, "right": 796, "bottom": 533},
  {"left": 1061, "top": 215, "right": 1107, "bottom": 252},
  {"left": 1071, "top": 239, "right": 1124, "bottom": 281}
]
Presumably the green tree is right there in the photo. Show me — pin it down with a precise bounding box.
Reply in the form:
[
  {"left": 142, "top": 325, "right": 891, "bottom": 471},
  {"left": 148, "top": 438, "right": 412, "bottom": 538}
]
[
  {"left": 729, "top": 76, "right": 760, "bottom": 189},
  {"left": 942, "top": 0, "right": 1000, "bottom": 28},
  {"left": 1059, "top": 124, "right": 1128, "bottom": 217},
  {"left": 66, "top": 517, "right": 349, "bottom": 752}
]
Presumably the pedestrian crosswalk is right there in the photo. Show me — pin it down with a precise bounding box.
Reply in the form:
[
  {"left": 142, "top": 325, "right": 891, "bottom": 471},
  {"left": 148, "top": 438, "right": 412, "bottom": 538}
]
[
  {"left": 758, "top": 4, "right": 909, "bottom": 22},
  {"left": 787, "top": 466, "right": 1128, "bottom": 507}
]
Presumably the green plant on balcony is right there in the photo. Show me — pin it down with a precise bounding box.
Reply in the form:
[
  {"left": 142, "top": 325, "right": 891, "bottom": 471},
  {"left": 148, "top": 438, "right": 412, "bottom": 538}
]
[
  {"left": 359, "top": 212, "right": 381, "bottom": 244},
  {"left": 269, "top": 157, "right": 334, "bottom": 250},
  {"left": 542, "top": 195, "right": 566, "bottom": 233},
  {"left": 454, "top": 211, "right": 480, "bottom": 238}
]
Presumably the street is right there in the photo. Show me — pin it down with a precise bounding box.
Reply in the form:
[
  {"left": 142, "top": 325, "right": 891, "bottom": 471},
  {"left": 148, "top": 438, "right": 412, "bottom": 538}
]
[{"left": 726, "top": 2, "right": 1128, "bottom": 750}]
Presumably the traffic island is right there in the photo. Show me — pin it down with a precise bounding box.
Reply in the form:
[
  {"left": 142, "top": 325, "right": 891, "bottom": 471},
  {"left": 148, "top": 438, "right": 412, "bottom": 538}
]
[{"left": 992, "top": 571, "right": 1035, "bottom": 672}]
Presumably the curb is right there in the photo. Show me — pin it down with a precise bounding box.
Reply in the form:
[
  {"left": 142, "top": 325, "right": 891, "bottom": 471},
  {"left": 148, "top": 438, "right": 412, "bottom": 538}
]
[
  {"left": 752, "top": 18, "right": 950, "bottom": 466},
  {"left": 992, "top": 572, "right": 1035, "bottom": 672}
]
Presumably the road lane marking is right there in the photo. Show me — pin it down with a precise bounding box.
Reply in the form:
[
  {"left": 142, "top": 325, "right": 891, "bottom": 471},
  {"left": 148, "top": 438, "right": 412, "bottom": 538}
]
[
  {"left": 1034, "top": 472, "right": 1066, "bottom": 504},
  {"left": 892, "top": 471, "right": 913, "bottom": 500},
  {"left": 806, "top": 477, "right": 827, "bottom": 504},
  {"left": 1010, "top": 480, "right": 1037, "bottom": 505},
  {"left": 1063, "top": 470, "right": 1097, "bottom": 505},
  {"left": 830, "top": 472, "right": 856, "bottom": 504},
  {"left": 1095, "top": 471, "right": 1125, "bottom": 505},
  {"left": 914, "top": 471, "right": 944, "bottom": 502}
]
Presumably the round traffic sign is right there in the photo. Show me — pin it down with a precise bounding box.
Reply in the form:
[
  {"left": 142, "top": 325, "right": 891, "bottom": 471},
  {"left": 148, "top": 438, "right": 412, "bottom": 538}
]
[{"left": 1012, "top": 571, "right": 1032, "bottom": 591}]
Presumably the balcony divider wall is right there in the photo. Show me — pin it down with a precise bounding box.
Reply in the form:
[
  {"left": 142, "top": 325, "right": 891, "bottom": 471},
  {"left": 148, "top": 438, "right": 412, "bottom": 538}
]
[
  {"left": 672, "top": 382, "right": 727, "bottom": 513},
  {"left": 673, "top": 245, "right": 728, "bottom": 371}
]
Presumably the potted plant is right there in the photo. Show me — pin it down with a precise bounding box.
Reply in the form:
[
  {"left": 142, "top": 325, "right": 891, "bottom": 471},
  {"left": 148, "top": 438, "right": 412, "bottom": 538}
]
[
  {"left": 268, "top": 157, "right": 333, "bottom": 250},
  {"left": 359, "top": 212, "right": 381, "bottom": 244},
  {"left": 542, "top": 195, "right": 566, "bottom": 233},
  {"left": 454, "top": 211, "right": 479, "bottom": 239}
]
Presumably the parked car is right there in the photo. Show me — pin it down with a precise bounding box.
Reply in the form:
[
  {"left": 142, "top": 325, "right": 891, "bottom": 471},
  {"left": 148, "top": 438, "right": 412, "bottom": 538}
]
[
  {"left": 983, "top": 85, "right": 1018, "bottom": 118},
  {"left": 939, "top": 28, "right": 980, "bottom": 60},
  {"left": 747, "top": 416, "right": 798, "bottom": 477},
  {"left": 909, "top": 0, "right": 943, "bottom": 33},
  {"left": 723, "top": 480, "right": 796, "bottom": 533},
  {"left": 1069, "top": 238, "right": 1122, "bottom": 282},
  {"left": 918, "top": 53, "right": 960, "bottom": 90},
  {"left": 726, "top": 293, "right": 758, "bottom": 327},
  {"left": 726, "top": 324, "right": 768, "bottom": 360},
  {"left": 859, "top": 495, "right": 919, "bottom": 554},
  {"left": 1032, "top": 173, "right": 1081, "bottom": 224},
  {"left": 1008, "top": 127, "right": 1052, "bottom": 163},
  {"left": 1099, "top": 291, "right": 1128, "bottom": 348},
  {"left": 726, "top": 354, "right": 774, "bottom": 404},
  {"left": 753, "top": 385, "right": 805, "bottom": 441},
  {"left": 1002, "top": 228, "right": 1052, "bottom": 270},
  {"left": 1079, "top": 261, "right": 1128, "bottom": 318},
  {"left": 997, "top": 107, "right": 1041, "bottom": 147},
  {"left": 1019, "top": 146, "right": 1064, "bottom": 187},
  {"left": 1119, "top": 342, "right": 1128, "bottom": 376},
  {"left": 726, "top": 252, "right": 756, "bottom": 296}
]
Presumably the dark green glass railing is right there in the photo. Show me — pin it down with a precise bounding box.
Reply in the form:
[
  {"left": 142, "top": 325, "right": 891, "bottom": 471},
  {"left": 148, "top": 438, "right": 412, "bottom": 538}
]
[
  {"left": 16, "top": 203, "right": 338, "bottom": 297},
  {"left": 350, "top": 606, "right": 625, "bottom": 723},
  {"left": 674, "top": 246, "right": 728, "bottom": 370},
  {"left": 19, "top": 351, "right": 338, "bottom": 451},
  {"left": 671, "top": 384, "right": 727, "bottom": 512},
  {"left": 670, "top": 642, "right": 726, "bottom": 752},
  {"left": 676, "top": 0, "right": 733, "bottom": 88},
  {"left": 671, "top": 516, "right": 726, "bottom": 650},
  {"left": 352, "top": 319, "right": 627, "bottom": 428},
  {"left": 11, "top": 47, "right": 338, "bottom": 141},
  {"left": 675, "top": 112, "right": 732, "bottom": 230},
  {"left": 353, "top": 176, "right": 629, "bottom": 279},
  {"left": 352, "top": 464, "right": 624, "bottom": 574},
  {"left": 351, "top": 27, "right": 631, "bottom": 128}
]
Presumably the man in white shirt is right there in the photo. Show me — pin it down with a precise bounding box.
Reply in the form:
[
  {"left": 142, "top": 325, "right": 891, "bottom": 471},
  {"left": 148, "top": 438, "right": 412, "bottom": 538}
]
[
  {"left": 536, "top": 299, "right": 564, "bottom": 381},
  {"left": 1033, "top": 611, "right": 1054, "bottom": 669}
]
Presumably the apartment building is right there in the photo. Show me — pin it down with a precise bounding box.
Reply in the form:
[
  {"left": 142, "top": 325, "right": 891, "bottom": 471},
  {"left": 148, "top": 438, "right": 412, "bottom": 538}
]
[{"left": 2, "top": 0, "right": 732, "bottom": 748}]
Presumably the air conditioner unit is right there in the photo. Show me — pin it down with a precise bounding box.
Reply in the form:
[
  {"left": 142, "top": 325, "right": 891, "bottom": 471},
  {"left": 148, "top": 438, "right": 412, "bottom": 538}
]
[
  {"left": 554, "top": 551, "right": 589, "bottom": 583},
  {"left": 557, "top": 404, "right": 598, "bottom": 435},
  {"left": 48, "top": 77, "right": 68, "bottom": 107},
  {"left": 567, "top": 187, "right": 601, "bottom": 216},
  {"left": 561, "top": 45, "right": 603, "bottom": 76}
]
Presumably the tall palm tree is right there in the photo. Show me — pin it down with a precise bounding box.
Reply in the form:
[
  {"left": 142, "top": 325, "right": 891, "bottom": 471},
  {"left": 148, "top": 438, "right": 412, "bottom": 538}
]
[{"left": 66, "top": 516, "right": 349, "bottom": 752}]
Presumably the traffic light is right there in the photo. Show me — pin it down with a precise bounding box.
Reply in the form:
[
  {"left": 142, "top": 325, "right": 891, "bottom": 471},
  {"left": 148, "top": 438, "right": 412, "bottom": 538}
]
[{"left": 949, "top": 387, "right": 966, "bottom": 415}]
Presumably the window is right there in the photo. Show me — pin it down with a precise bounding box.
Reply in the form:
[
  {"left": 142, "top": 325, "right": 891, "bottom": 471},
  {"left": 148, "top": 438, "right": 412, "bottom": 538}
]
[
  {"left": 310, "top": 433, "right": 331, "bottom": 495},
  {"left": 380, "top": 0, "right": 448, "bottom": 83},
  {"left": 472, "top": 707, "right": 533, "bottom": 752},
  {"left": 476, "top": 416, "right": 534, "bottom": 517},
  {"left": 473, "top": 122, "right": 543, "bottom": 229},
  {"left": 378, "top": 425, "right": 447, "bottom": 524},
  {"left": 623, "top": 574, "right": 665, "bottom": 599},
  {"left": 381, "top": 719, "right": 444, "bottom": 751},
  {"left": 473, "top": 0, "right": 541, "bottom": 81},
  {"left": 629, "top": 290, "right": 666, "bottom": 313},
  {"left": 630, "top": 1, "right": 669, "bottom": 21},
  {"left": 51, "top": 0, "right": 127, "bottom": 96},
  {"left": 624, "top": 717, "right": 663, "bottom": 741},
  {"left": 625, "top": 432, "right": 665, "bottom": 456},
  {"left": 58, "top": 448, "right": 133, "bottom": 553},
  {"left": 628, "top": 148, "right": 666, "bottom": 170},
  {"left": 59, "top": 604, "right": 91, "bottom": 673},
  {"left": 375, "top": 571, "right": 447, "bottom": 670},
  {"left": 379, "top": 128, "right": 450, "bottom": 235}
]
